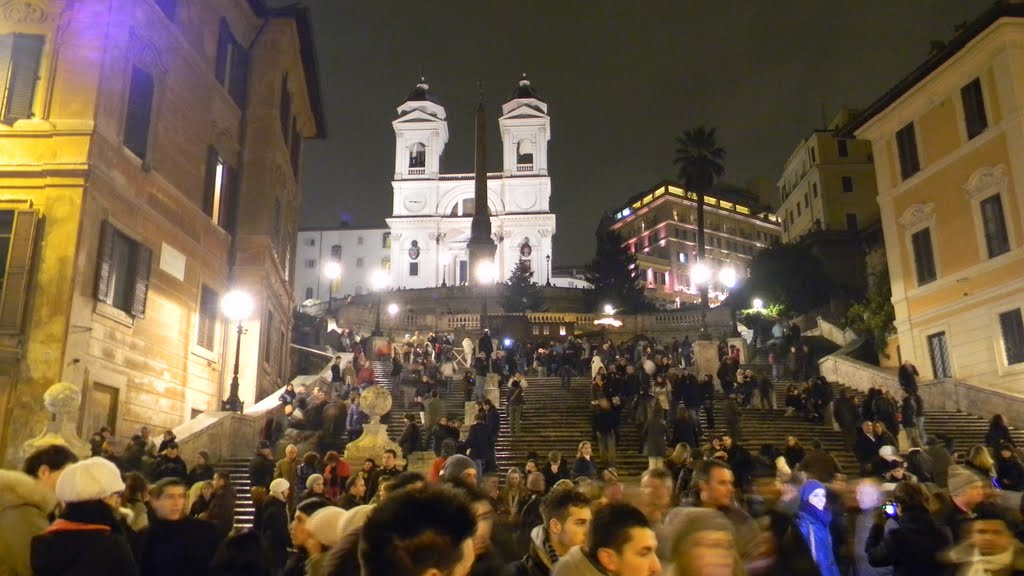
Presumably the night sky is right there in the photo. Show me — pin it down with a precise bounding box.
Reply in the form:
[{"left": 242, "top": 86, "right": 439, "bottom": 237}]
[{"left": 292, "top": 0, "right": 990, "bottom": 265}]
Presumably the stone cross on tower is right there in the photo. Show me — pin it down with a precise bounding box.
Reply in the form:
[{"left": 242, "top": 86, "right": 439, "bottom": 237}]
[{"left": 468, "top": 81, "right": 496, "bottom": 285}]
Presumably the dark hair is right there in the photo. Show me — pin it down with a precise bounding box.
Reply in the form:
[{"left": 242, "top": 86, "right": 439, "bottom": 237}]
[
  {"left": 303, "top": 452, "right": 320, "bottom": 467},
  {"left": 214, "top": 471, "right": 232, "bottom": 485},
  {"left": 123, "top": 472, "right": 148, "bottom": 505},
  {"left": 973, "top": 502, "right": 1017, "bottom": 531},
  {"left": 209, "top": 528, "right": 272, "bottom": 576},
  {"left": 165, "top": 441, "right": 180, "bottom": 450},
  {"left": 892, "top": 481, "right": 929, "bottom": 511},
  {"left": 808, "top": 439, "right": 824, "bottom": 451},
  {"left": 151, "top": 477, "right": 187, "bottom": 499},
  {"left": 588, "top": 503, "right": 651, "bottom": 555},
  {"left": 692, "top": 459, "right": 732, "bottom": 492},
  {"left": 387, "top": 471, "right": 426, "bottom": 494},
  {"left": 345, "top": 475, "right": 363, "bottom": 491},
  {"left": 404, "top": 413, "right": 416, "bottom": 423},
  {"left": 296, "top": 497, "right": 332, "bottom": 518},
  {"left": 440, "top": 439, "right": 457, "bottom": 458},
  {"left": 540, "top": 487, "right": 592, "bottom": 525},
  {"left": 23, "top": 444, "right": 78, "bottom": 477},
  {"left": 358, "top": 485, "right": 476, "bottom": 576},
  {"left": 383, "top": 449, "right": 398, "bottom": 458}
]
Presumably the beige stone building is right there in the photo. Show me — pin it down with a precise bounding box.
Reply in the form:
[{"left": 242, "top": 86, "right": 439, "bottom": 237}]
[
  {"left": 608, "top": 181, "right": 781, "bottom": 307},
  {"left": 846, "top": 2, "right": 1024, "bottom": 390},
  {"left": 0, "top": 0, "right": 323, "bottom": 463},
  {"left": 777, "top": 108, "right": 879, "bottom": 243}
]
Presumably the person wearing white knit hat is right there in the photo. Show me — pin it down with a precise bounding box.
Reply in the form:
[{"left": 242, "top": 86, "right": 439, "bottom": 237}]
[
  {"left": 305, "top": 506, "right": 346, "bottom": 574},
  {"left": 30, "top": 457, "right": 139, "bottom": 575},
  {"left": 282, "top": 498, "right": 333, "bottom": 576},
  {"left": 263, "top": 477, "right": 292, "bottom": 572}
]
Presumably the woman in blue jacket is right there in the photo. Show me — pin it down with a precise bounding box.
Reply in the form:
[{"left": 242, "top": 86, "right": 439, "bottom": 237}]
[{"left": 794, "top": 480, "right": 841, "bottom": 576}]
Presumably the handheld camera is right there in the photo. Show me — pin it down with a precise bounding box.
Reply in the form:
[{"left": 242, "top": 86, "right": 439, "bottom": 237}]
[{"left": 881, "top": 499, "right": 897, "bottom": 518}]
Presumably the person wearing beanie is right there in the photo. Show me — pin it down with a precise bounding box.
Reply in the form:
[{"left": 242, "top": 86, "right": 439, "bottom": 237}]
[
  {"left": 30, "top": 457, "right": 139, "bottom": 576},
  {"left": 935, "top": 464, "right": 988, "bottom": 541},
  {"left": 792, "top": 480, "right": 841, "bottom": 576},
  {"left": 133, "top": 477, "right": 220, "bottom": 576},
  {"left": 187, "top": 449, "right": 215, "bottom": 485},
  {"left": 261, "top": 478, "right": 292, "bottom": 572},
  {"left": 299, "top": 473, "right": 329, "bottom": 503},
  {"left": 281, "top": 498, "right": 333, "bottom": 576},
  {"left": 0, "top": 445, "right": 77, "bottom": 576},
  {"left": 441, "top": 454, "right": 479, "bottom": 486},
  {"left": 304, "top": 506, "right": 346, "bottom": 575}
]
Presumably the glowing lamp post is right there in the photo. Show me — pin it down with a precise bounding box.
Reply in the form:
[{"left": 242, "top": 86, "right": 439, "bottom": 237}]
[
  {"left": 603, "top": 304, "right": 615, "bottom": 316},
  {"left": 323, "top": 261, "right": 342, "bottom": 306},
  {"left": 370, "top": 269, "right": 390, "bottom": 337},
  {"left": 690, "top": 263, "right": 712, "bottom": 339},
  {"left": 719, "top": 268, "right": 737, "bottom": 291},
  {"left": 752, "top": 298, "right": 764, "bottom": 311},
  {"left": 221, "top": 289, "right": 254, "bottom": 412}
]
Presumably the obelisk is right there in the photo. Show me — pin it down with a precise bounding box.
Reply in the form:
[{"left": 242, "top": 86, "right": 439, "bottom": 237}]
[{"left": 468, "top": 85, "right": 496, "bottom": 285}]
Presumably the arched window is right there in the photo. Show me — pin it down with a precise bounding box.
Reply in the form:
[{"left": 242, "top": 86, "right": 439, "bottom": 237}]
[
  {"left": 409, "top": 143, "right": 426, "bottom": 168},
  {"left": 330, "top": 244, "right": 342, "bottom": 258},
  {"left": 516, "top": 139, "right": 534, "bottom": 165},
  {"left": 449, "top": 197, "right": 475, "bottom": 216}
]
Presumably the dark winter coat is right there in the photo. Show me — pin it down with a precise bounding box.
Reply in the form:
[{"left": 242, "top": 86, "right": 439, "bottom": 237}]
[
  {"left": 783, "top": 445, "right": 806, "bottom": 469},
  {"left": 671, "top": 418, "right": 698, "bottom": 449},
  {"left": 260, "top": 496, "right": 291, "bottom": 572},
  {"left": 399, "top": 421, "right": 422, "bottom": 457},
  {"left": 133, "top": 516, "right": 221, "bottom": 576},
  {"left": 466, "top": 422, "right": 495, "bottom": 463},
  {"left": 248, "top": 453, "right": 276, "bottom": 490},
  {"left": 31, "top": 503, "right": 139, "bottom": 576},
  {"left": 151, "top": 455, "right": 188, "bottom": 482},
  {"left": 572, "top": 457, "right": 597, "bottom": 479},
  {"left": 642, "top": 417, "right": 668, "bottom": 457},
  {"left": 997, "top": 455, "right": 1024, "bottom": 492},
  {"left": 866, "top": 509, "right": 950, "bottom": 576},
  {"left": 188, "top": 463, "right": 215, "bottom": 485},
  {"left": 486, "top": 408, "right": 501, "bottom": 444},
  {"left": 853, "top": 430, "right": 876, "bottom": 465},
  {"left": 927, "top": 443, "right": 953, "bottom": 488}
]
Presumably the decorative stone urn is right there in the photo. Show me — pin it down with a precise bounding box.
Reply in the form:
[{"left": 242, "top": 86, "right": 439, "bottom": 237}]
[
  {"left": 22, "top": 382, "right": 91, "bottom": 460},
  {"left": 344, "top": 384, "right": 402, "bottom": 466}
]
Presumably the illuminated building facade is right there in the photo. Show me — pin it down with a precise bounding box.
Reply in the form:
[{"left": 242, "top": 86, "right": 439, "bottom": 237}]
[
  {"left": 608, "top": 181, "right": 781, "bottom": 307},
  {"left": 0, "top": 0, "right": 323, "bottom": 462}
]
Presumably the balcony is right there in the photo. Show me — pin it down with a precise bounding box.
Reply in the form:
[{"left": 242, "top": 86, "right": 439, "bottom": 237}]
[
  {"left": 516, "top": 163, "right": 534, "bottom": 172},
  {"left": 408, "top": 167, "right": 426, "bottom": 175}
]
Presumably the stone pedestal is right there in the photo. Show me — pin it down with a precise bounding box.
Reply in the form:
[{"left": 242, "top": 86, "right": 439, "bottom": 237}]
[
  {"left": 694, "top": 341, "right": 720, "bottom": 384},
  {"left": 21, "top": 382, "right": 91, "bottom": 461},
  {"left": 484, "top": 385, "right": 500, "bottom": 408},
  {"left": 464, "top": 401, "right": 478, "bottom": 426},
  {"left": 344, "top": 384, "right": 401, "bottom": 467}
]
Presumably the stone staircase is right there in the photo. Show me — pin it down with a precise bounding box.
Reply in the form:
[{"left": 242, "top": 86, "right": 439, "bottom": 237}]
[{"left": 222, "top": 457, "right": 256, "bottom": 529}]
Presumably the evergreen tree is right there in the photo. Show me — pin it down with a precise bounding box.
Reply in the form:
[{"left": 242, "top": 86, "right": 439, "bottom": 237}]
[
  {"left": 501, "top": 259, "right": 543, "bottom": 312},
  {"left": 585, "top": 225, "right": 646, "bottom": 313}
]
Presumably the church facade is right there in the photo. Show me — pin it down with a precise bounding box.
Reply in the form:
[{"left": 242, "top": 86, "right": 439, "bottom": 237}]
[{"left": 386, "top": 78, "right": 556, "bottom": 288}]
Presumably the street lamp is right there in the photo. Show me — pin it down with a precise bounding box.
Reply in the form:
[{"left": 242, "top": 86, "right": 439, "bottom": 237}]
[
  {"left": 719, "top": 268, "right": 737, "bottom": 290},
  {"left": 323, "top": 261, "right": 342, "bottom": 306},
  {"left": 545, "top": 254, "right": 552, "bottom": 286},
  {"left": 603, "top": 304, "right": 615, "bottom": 315},
  {"left": 690, "top": 262, "right": 712, "bottom": 339},
  {"left": 690, "top": 262, "right": 711, "bottom": 286},
  {"left": 221, "top": 289, "right": 254, "bottom": 412},
  {"left": 752, "top": 298, "right": 764, "bottom": 311},
  {"left": 370, "top": 269, "right": 390, "bottom": 337},
  {"left": 387, "top": 303, "right": 399, "bottom": 316}
]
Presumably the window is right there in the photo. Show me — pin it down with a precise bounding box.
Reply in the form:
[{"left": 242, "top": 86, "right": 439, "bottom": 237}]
[
  {"left": 0, "top": 34, "right": 44, "bottom": 124},
  {"left": 303, "top": 237, "right": 315, "bottom": 247},
  {"left": 841, "top": 176, "right": 853, "bottom": 193},
  {"left": 304, "top": 287, "right": 313, "bottom": 300},
  {"left": 678, "top": 252, "right": 688, "bottom": 264},
  {"left": 196, "top": 285, "right": 218, "bottom": 351},
  {"left": 804, "top": 193, "right": 809, "bottom": 208},
  {"left": 517, "top": 139, "right": 535, "bottom": 165},
  {"left": 450, "top": 198, "right": 476, "bottom": 216},
  {"left": 980, "top": 194, "right": 1010, "bottom": 258},
  {"left": 95, "top": 222, "right": 152, "bottom": 318},
  {"left": 928, "top": 332, "right": 952, "bottom": 378},
  {"left": 355, "top": 257, "right": 363, "bottom": 268},
  {"left": 382, "top": 257, "right": 391, "bottom": 271},
  {"left": 837, "top": 139, "right": 848, "bottom": 157},
  {"left": 289, "top": 123, "right": 302, "bottom": 176},
  {"left": 330, "top": 244, "right": 342, "bottom": 258},
  {"left": 382, "top": 232, "right": 391, "bottom": 249},
  {"left": 154, "top": 0, "right": 176, "bottom": 19},
  {"left": 812, "top": 182, "right": 818, "bottom": 198},
  {"left": 409, "top": 143, "right": 426, "bottom": 168},
  {"left": 357, "top": 236, "right": 364, "bottom": 246},
  {"left": 809, "top": 146, "right": 816, "bottom": 163},
  {"left": 203, "top": 148, "right": 235, "bottom": 232},
  {"left": 0, "top": 208, "right": 38, "bottom": 332},
  {"left": 846, "top": 213, "right": 858, "bottom": 231},
  {"left": 409, "top": 262, "right": 419, "bottom": 276},
  {"left": 896, "top": 122, "right": 920, "bottom": 180},
  {"left": 279, "top": 76, "right": 291, "bottom": 143},
  {"left": 263, "top": 310, "right": 274, "bottom": 364},
  {"left": 911, "top": 227, "right": 936, "bottom": 285},
  {"left": 124, "top": 66, "right": 155, "bottom": 160},
  {"left": 1000, "top": 309, "right": 1024, "bottom": 366},
  {"left": 216, "top": 19, "right": 248, "bottom": 107},
  {"left": 796, "top": 203, "right": 801, "bottom": 217},
  {"left": 304, "top": 259, "right": 316, "bottom": 269},
  {"left": 961, "top": 78, "right": 987, "bottom": 140}
]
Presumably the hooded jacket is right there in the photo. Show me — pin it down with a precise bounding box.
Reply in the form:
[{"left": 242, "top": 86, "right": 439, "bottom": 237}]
[
  {"left": 550, "top": 545, "right": 605, "bottom": 576},
  {"left": 0, "top": 471, "right": 57, "bottom": 576},
  {"left": 511, "top": 525, "right": 557, "bottom": 576}
]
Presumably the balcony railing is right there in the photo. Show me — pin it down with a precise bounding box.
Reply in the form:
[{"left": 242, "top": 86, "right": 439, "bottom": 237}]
[
  {"left": 408, "top": 167, "right": 425, "bottom": 175},
  {"left": 516, "top": 163, "right": 534, "bottom": 172}
]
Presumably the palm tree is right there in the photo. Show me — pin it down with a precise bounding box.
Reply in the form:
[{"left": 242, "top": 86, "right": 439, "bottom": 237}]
[{"left": 674, "top": 126, "right": 726, "bottom": 308}]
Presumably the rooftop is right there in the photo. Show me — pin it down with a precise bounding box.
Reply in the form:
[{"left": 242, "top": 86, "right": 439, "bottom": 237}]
[{"left": 609, "top": 180, "right": 780, "bottom": 226}]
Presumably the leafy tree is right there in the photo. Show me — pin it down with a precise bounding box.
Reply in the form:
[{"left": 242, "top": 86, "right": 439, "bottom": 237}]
[
  {"left": 501, "top": 259, "right": 543, "bottom": 313},
  {"left": 847, "top": 266, "right": 896, "bottom": 356},
  {"left": 746, "top": 242, "right": 832, "bottom": 314},
  {"left": 585, "top": 227, "right": 646, "bottom": 314},
  {"left": 673, "top": 125, "right": 726, "bottom": 307}
]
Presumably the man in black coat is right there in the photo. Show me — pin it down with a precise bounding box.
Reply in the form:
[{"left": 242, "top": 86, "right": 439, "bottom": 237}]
[
  {"left": 150, "top": 442, "right": 187, "bottom": 482},
  {"left": 478, "top": 330, "right": 494, "bottom": 367},
  {"left": 133, "top": 478, "right": 220, "bottom": 576},
  {"left": 466, "top": 413, "right": 494, "bottom": 475},
  {"left": 248, "top": 442, "right": 276, "bottom": 490}
]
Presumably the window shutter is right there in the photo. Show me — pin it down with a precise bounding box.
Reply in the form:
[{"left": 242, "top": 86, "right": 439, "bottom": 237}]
[
  {"left": 0, "top": 209, "right": 38, "bottom": 332},
  {"left": 197, "top": 285, "right": 217, "bottom": 351},
  {"left": 130, "top": 242, "right": 152, "bottom": 318},
  {"left": 124, "top": 67, "right": 154, "bottom": 159},
  {"left": 203, "top": 147, "right": 217, "bottom": 217},
  {"left": 220, "top": 163, "right": 240, "bottom": 237},
  {"left": 228, "top": 42, "right": 248, "bottom": 107},
  {"left": 215, "top": 19, "right": 230, "bottom": 86},
  {"left": 0, "top": 36, "right": 13, "bottom": 109},
  {"left": 3, "top": 35, "right": 43, "bottom": 123},
  {"left": 95, "top": 220, "right": 115, "bottom": 303}
]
